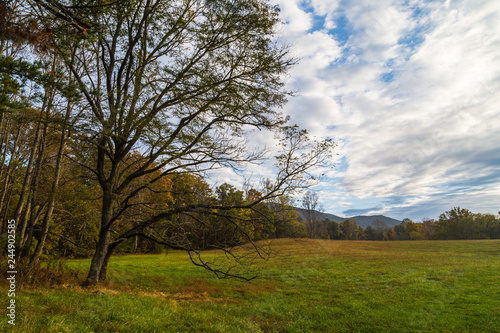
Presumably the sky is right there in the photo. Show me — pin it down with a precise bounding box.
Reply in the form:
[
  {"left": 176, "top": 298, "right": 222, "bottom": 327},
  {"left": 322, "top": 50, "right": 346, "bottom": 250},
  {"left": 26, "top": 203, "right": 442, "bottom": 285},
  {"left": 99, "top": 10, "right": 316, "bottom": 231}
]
[{"left": 217, "top": 0, "right": 500, "bottom": 221}]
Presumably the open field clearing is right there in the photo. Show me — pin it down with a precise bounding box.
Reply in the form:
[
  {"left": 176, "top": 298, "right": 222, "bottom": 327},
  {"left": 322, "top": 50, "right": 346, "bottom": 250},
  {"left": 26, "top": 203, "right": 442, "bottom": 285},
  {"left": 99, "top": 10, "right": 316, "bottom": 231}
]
[{"left": 2, "top": 239, "right": 500, "bottom": 332}]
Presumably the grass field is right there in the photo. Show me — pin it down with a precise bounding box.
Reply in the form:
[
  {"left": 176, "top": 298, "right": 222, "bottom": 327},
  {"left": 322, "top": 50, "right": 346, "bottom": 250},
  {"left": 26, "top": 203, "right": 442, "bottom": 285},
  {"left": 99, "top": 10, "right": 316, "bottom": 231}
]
[{"left": 2, "top": 239, "right": 500, "bottom": 332}]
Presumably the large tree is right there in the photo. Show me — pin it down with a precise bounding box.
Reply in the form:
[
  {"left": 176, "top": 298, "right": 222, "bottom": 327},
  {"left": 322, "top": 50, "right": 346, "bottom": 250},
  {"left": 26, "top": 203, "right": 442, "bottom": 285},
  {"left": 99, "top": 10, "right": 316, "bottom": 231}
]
[{"left": 22, "top": 0, "right": 335, "bottom": 284}]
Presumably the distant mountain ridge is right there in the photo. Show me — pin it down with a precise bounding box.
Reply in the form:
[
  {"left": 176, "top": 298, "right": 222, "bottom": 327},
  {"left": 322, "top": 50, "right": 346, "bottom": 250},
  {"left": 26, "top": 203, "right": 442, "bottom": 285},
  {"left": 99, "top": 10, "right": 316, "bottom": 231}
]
[{"left": 295, "top": 208, "right": 401, "bottom": 228}]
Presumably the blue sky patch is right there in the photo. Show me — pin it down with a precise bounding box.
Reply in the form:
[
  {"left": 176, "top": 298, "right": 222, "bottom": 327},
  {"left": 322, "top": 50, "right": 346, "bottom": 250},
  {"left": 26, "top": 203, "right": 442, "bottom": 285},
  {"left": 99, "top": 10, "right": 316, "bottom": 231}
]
[{"left": 328, "top": 14, "right": 352, "bottom": 47}]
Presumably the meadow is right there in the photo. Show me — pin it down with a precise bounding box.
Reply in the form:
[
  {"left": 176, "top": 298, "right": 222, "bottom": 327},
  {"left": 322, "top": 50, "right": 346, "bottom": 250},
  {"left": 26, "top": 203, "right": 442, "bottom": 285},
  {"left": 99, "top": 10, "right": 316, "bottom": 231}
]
[{"left": 2, "top": 239, "right": 500, "bottom": 332}]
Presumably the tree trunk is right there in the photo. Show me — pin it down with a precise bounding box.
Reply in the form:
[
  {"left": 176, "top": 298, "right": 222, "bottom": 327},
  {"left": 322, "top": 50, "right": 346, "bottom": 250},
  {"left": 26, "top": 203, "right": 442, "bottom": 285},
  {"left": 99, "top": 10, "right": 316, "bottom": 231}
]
[
  {"left": 133, "top": 235, "right": 138, "bottom": 254},
  {"left": 19, "top": 120, "right": 47, "bottom": 256},
  {"left": 84, "top": 191, "right": 115, "bottom": 285},
  {"left": 0, "top": 125, "right": 20, "bottom": 231},
  {"left": 29, "top": 120, "right": 68, "bottom": 267},
  {"left": 17, "top": 200, "right": 31, "bottom": 246},
  {"left": 98, "top": 240, "right": 123, "bottom": 281},
  {"left": 84, "top": 227, "right": 111, "bottom": 285},
  {"left": 0, "top": 112, "right": 10, "bottom": 180},
  {"left": 20, "top": 202, "right": 46, "bottom": 258},
  {"left": 12, "top": 115, "right": 44, "bottom": 225}
]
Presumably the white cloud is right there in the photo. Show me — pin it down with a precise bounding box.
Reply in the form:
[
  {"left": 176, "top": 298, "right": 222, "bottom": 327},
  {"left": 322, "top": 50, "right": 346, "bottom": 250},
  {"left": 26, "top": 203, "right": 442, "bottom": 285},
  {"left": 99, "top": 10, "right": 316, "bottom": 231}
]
[
  {"left": 307, "top": 0, "right": 341, "bottom": 30},
  {"left": 290, "top": 30, "right": 342, "bottom": 76},
  {"left": 268, "top": 0, "right": 500, "bottom": 219},
  {"left": 273, "top": 0, "right": 313, "bottom": 34},
  {"left": 343, "top": 0, "right": 410, "bottom": 57}
]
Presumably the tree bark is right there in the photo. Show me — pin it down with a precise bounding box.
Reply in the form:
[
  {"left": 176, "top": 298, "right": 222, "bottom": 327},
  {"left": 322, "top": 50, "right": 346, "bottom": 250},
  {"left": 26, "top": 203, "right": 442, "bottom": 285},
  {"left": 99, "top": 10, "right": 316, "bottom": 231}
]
[
  {"left": 12, "top": 114, "right": 44, "bottom": 225},
  {"left": 98, "top": 240, "right": 123, "bottom": 282},
  {"left": 133, "top": 235, "right": 138, "bottom": 254},
  {"left": 0, "top": 112, "right": 9, "bottom": 180},
  {"left": 84, "top": 190, "right": 115, "bottom": 285},
  {"left": 29, "top": 112, "right": 69, "bottom": 267},
  {"left": 0, "top": 125, "right": 20, "bottom": 231},
  {"left": 20, "top": 202, "right": 46, "bottom": 257},
  {"left": 84, "top": 227, "right": 111, "bottom": 285},
  {"left": 19, "top": 118, "right": 47, "bottom": 256}
]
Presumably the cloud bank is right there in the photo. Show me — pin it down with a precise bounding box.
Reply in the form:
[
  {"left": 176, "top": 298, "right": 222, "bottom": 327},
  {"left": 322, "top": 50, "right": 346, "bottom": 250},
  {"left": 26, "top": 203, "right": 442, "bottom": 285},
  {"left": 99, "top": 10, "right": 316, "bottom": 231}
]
[{"left": 271, "top": 0, "right": 500, "bottom": 220}]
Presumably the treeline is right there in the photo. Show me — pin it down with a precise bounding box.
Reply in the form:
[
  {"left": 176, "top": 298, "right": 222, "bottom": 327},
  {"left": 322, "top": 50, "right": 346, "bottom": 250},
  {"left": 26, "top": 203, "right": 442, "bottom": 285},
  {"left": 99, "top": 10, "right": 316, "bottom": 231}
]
[
  {"left": 1, "top": 157, "right": 308, "bottom": 259},
  {"left": 305, "top": 207, "right": 500, "bottom": 241}
]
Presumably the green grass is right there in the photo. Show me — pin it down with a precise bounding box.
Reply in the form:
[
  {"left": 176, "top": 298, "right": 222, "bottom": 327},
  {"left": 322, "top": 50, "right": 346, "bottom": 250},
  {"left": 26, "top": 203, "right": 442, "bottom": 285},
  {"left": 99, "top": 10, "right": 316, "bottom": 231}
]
[{"left": 2, "top": 239, "right": 500, "bottom": 332}]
